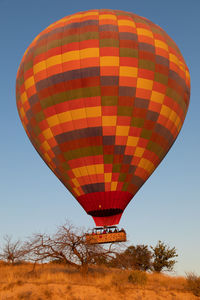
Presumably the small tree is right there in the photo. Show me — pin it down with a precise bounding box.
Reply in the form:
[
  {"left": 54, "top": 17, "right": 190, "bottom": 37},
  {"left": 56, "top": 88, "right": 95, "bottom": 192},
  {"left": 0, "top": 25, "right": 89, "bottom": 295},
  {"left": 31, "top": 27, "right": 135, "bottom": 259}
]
[
  {"left": 151, "top": 240, "right": 178, "bottom": 273},
  {"left": 108, "top": 244, "right": 152, "bottom": 271},
  {"left": 124, "top": 245, "right": 152, "bottom": 271},
  {"left": 0, "top": 235, "right": 25, "bottom": 264}
]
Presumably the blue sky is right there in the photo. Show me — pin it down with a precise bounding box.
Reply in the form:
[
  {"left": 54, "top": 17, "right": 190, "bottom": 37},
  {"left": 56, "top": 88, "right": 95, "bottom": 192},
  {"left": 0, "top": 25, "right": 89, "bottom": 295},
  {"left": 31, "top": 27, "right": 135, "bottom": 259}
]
[{"left": 0, "top": 0, "right": 199, "bottom": 275}]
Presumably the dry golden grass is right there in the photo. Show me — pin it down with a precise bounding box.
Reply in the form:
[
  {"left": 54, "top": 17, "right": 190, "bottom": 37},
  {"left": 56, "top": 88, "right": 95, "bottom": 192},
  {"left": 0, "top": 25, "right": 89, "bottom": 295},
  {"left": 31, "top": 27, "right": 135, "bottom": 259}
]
[{"left": 0, "top": 263, "right": 198, "bottom": 300}]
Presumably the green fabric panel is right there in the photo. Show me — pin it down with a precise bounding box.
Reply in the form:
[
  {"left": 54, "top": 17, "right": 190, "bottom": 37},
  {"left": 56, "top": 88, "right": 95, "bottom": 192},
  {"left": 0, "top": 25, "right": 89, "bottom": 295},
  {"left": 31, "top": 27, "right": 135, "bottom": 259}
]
[
  {"left": 35, "top": 111, "right": 45, "bottom": 123},
  {"left": 104, "top": 155, "right": 114, "bottom": 164},
  {"left": 63, "top": 146, "right": 103, "bottom": 160},
  {"left": 120, "top": 48, "right": 138, "bottom": 58},
  {"left": 33, "top": 125, "right": 41, "bottom": 136},
  {"left": 101, "top": 96, "right": 118, "bottom": 106},
  {"left": 62, "top": 162, "right": 71, "bottom": 171},
  {"left": 139, "top": 59, "right": 155, "bottom": 71},
  {"left": 118, "top": 106, "right": 133, "bottom": 116},
  {"left": 147, "top": 141, "right": 164, "bottom": 158},
  {"left": 166, "top": 88, "right": 186, "bottom": 112},
  {"left": 131, "top": 117, "right": 145, "bottom": 127},
  {"left": 154, "top": 73, "right": 168, "bottom": 85},
  {"left": 100, "top": 39, "right": 119, "bottom": 47},
  {"left": 119, "top": 173, "right": 126, "bottom": 182},
  {"left": 122, "top": 182, "right": 129, "bottom": 191},
  {"left": 112, "top": 164, "right": 121, "bottom": 173},
  {"left": 24, "top": 60, "right": 33, "bottom": 73},
  {"left": 141, "top": 129, "right": 152, "bottom": 140}
]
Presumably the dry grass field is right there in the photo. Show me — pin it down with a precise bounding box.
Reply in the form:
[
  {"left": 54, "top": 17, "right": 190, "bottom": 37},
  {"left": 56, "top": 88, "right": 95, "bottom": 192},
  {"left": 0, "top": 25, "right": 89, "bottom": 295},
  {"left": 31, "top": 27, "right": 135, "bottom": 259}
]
[{"left": 0, "top": 262, "right": 198, "bottom": 300}]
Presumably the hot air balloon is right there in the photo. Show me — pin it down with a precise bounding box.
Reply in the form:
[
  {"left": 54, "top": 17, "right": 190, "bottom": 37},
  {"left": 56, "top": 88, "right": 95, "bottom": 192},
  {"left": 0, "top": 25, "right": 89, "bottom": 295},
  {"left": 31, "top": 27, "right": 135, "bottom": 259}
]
[{"left": 16, "top": 9, "right": 190, "bottom": 242}]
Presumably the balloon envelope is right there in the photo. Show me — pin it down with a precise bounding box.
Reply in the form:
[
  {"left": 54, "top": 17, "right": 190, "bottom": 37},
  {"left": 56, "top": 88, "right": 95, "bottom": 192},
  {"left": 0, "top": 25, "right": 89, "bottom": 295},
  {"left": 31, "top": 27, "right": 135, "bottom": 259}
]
[{"left": 16, "top": 9, "right": 190, "bottom": 226}]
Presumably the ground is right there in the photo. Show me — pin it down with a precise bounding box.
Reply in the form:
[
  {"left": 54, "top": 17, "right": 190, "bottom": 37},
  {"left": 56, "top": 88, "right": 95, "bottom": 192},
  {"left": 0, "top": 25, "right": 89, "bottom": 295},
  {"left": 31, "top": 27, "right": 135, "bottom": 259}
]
[{"left": 0, "top": 263, "right": 198, "bottom": 300}]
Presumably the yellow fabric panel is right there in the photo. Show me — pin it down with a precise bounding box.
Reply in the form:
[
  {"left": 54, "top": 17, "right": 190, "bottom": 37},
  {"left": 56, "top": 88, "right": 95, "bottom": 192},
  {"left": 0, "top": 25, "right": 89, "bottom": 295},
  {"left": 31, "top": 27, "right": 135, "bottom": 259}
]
[
  {"left": 137, "top": 28, "right": 153, "bottom": 38},
  {"left": 72, "top": 178, "right": 80, "bottom": 187},
  {"left": 160, "top": 105, "right": 171, "bottom": 118},
  {"left": 127, "top": 136, "right": 139, "bottom": 146},
  {"left": 137, "top": 78, "right": 153, "bottom": 90},
  {"left": 169, "top": 110, "right": 178, "bottom": 123},
  {"left": 175, "top": 117, "right": 182, "bottom": 129},
  {"left": 93, "top": 164, "right": 104, "bottom": 174},
  {"left": 135, "top": 147, "right": 145, "bottom": 157},
  {"left": 85, "top": 106, "right": 101, "bottom": 118},
  {"left": 33, "top": 60, "right": 46, "bottom": 75},
  {"left": 168, "top": 110, "right": 181, "bottom": 129},
  {"left": 186, "top": 70, "right": 190, "bottom": 79},
  {"left": 139, "top": 158, "right": 155, "bottom": 173},
  {"left": 169, "top": 53, "right": 179, "bottom": 66},
  {"left": 21, "top": 91, "right": 28, "bottom": 104},
  {"left": 20, "top": 107, "right": 25, "bottom": 119},
  {"left": 73, "top": 164, "right": 104, "bottom": 177},
  {"left": 179, "top": 62, "right": 186, "bottom": 72},
  {"left": 73, "top": 188, "right": 81, "bottom": 196},
  {"left": 177, "top": 120, "right": 182, "bottom": 132},
  {"left": 44, "top": 152, "right": 51, "bottom": 163},
  {"left": 47, "top": 115, "right": 60, "bottom": 127},
  {"left": 73, "top": 166, "right": 88, "bottom": 177},
  {"left": 150, "top": 91, "right": 165, "bottom": 104},
  {"left": 42, "top": 141, "right": 51, "bottom": 152},
  {"left": 102, "top": 116, "right": 117, "bottom": 126},
  {"left": 116, "top": 126, "right": 129, "bottom": 136},
  {"left": 58, "top": 111, "right": 72, "bottom": 123},
  {"left": 118, "top": 19, "right": 136, "bottom": 27},
  {"left": 54, "top": 108, "right": 101, "bottom": 124},
  {"left": 42, "top": 128, "right": 53, "bottom": 140},
  {"left": 46, "top": 55, "right": 62, "bottom": 68},
  {"left": 100, "top": 56, "right": 119, "bottom": 67},
  {"left": 71, "top": 108, "right": 87, "bottom": 120},
  {"left": 81, "top": 11, "right": 99, "bottom": 17},
  {"left": 73, "top": 187, "right": 81, "bottom": 196},
  {"left": 65, "top": 13, "right": 82, "bottom": 22},
  {"left": 80, "top": 48, "right": 99, "bottom": 59},
  {"left": 33, "top": 60, "right": 46, "bottom": 74},
  {"left": 24, "top": 76, "right": 35, "bottom": 90},
  {"left": 104, "top": 173, "right": 112, "bottom": 182},
  {"left": 71, "top": 169, "right": 81, "bottom": 178},
  {"left": 70, "top": 11, "right": 98, "bottom": 21},
  {"left": 155, "top": 40, "right": 168, "bottom": 51},
  {"left": 120, "top": 66, "right": 138, "bottom": 77},
  {"left": 86, "top": 165, "right": 96, "bottom": 175},
  {"left": 99, "top": 14, "right": 117, "bottom": 20},
  {"left": 111, "top": 182, "right": 118, "bottom": 191},
  {"left": 33, "top": 48, "right": 99, "bottom": 74},
  {"left": 62, "top": 50, "right": 80, "bottom": 63},
  {"left": 52, "top": 11, "right": 98, "bottom": 26}
]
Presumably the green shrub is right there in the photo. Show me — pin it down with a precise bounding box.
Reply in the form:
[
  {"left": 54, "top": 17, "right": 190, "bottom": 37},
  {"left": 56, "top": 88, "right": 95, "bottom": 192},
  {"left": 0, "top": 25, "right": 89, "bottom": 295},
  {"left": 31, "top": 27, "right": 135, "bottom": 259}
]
[
  {"left": 186, "top": 272, "right": 200, "bottom": 296},
  {"left": 128, "top": 270, "right": 147, "bottom": 285}
]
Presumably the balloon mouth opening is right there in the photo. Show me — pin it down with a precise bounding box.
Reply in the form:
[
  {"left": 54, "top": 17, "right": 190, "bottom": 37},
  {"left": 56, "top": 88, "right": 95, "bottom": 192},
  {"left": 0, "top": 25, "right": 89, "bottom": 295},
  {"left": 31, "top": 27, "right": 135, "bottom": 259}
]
[
  {"left": 92, "top": 213, "right": 123, "bottom": 226},
  {"left": 88, "top": 208, "right": 123, "bottom": 217}
]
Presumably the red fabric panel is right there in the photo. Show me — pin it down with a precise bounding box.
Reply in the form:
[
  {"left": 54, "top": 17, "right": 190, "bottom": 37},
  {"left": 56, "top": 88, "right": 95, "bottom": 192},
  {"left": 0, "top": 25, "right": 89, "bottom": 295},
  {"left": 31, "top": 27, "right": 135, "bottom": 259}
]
[
  {"left": 93, "top": 213, "right": 122, "bottom": 226},
  {"left": 77, "top": 191, "right": 133, "bottom": 226}
]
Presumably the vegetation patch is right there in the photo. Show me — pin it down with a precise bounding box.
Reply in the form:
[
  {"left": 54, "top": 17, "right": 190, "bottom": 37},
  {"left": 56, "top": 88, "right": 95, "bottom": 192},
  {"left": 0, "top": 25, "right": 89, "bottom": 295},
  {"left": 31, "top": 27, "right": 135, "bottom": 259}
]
[
  {"left": 128, "top": 270, "right": 147, "bottom": 286},
  {"left": 186, "top": 272, "right": 200, "bottom": 296}
]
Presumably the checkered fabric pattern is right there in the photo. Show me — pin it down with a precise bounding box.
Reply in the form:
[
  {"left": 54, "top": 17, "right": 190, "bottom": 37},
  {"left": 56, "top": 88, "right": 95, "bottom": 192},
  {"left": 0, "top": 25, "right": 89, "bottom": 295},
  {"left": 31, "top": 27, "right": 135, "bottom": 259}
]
[{"left": 16, "top": 9, "right": 190, "bottom": 226}]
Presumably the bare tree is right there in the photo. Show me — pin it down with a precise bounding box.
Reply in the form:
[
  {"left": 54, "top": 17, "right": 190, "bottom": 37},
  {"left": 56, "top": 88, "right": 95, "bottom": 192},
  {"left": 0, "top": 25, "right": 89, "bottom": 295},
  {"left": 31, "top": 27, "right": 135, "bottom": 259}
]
[
  {"left": 24, "top": 222, "right": 120, "bottom": 273},
  {"left": 0, "top": 235, "right": 25, "bottom": 264}
]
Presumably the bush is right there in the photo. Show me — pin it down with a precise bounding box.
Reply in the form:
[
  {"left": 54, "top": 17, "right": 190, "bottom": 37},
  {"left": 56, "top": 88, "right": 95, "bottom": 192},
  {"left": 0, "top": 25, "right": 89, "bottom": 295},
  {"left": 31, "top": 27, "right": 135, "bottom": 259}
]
[
  {"left": 186, "top": 272, "right": 200, "bottom": 296},
  {"left": 128, "top": 270, "right": 147, "bottom": 285},
  {"left": 109, "top": 245, "right": 152, "bottom": 271},
  {"left": 151, "top": 241, "right": 178, "bottom": 273}
]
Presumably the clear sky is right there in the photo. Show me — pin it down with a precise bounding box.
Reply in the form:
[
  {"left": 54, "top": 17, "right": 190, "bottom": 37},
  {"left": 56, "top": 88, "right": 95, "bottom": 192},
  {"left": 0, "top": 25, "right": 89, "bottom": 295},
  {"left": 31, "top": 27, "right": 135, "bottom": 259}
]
[{"left": 0, "top": 0, "right": 199, "bottom": 276}]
